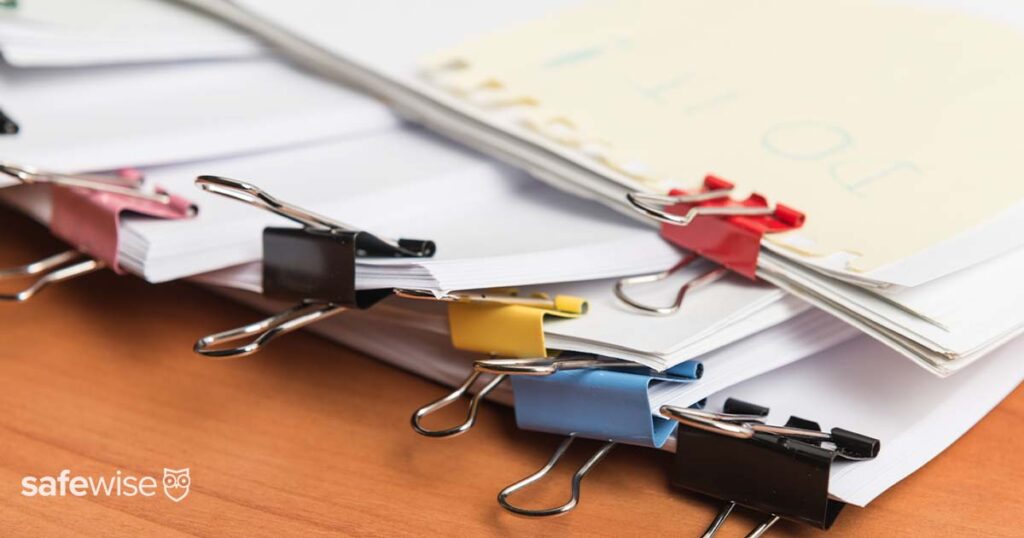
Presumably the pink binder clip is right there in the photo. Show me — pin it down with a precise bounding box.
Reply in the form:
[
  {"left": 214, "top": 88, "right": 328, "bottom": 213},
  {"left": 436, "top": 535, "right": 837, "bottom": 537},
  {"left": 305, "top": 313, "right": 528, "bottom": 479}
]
[{"left": 0, "top": 164, "right": 195, "bottom": 302}]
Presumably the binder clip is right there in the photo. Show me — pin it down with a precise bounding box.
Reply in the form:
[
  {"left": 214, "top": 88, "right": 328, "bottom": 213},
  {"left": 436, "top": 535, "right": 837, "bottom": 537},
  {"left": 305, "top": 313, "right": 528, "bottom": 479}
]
[
  {"left": 497, "top": 361, "right": 703, "bottom": 518},
  {"left": 397, "top": 288, "right": 592, "bottom": 437},
  {"left": 1, "top": 163, "right": 192, "bottom": 301},
  {"left": 624, "top": 175, "right": 804, "bottom": 288},
  {"left": 661, "top": 398, "right": 880, "bottom": 536},
  {"left": 192, "top": 176, "right": 435, "bottom": 358},
  {"left": 410, "top": 348, "right": 676, "bottom": 517},
  {"left": 402, "top": 288, "right": 702, "bottom": 517},
  {"left": 410, "top": 351, "right": 648, "bottom": 438},
  {"left": 0, "top": 108, "right": 18, "bottom": 135}
]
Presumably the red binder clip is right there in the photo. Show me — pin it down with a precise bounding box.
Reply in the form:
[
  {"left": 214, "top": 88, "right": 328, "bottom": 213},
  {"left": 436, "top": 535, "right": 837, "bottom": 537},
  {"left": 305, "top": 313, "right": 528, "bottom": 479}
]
[{"left": 627, "top": 175, "right": 804, "bottom": 280}]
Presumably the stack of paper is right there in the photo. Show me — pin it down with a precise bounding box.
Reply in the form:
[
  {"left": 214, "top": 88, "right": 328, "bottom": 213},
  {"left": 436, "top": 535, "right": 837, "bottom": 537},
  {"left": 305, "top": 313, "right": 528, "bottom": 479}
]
[
  {"left": 179, "top": 0, "right": 1024, "bottom": 375},
  {"left": 2, "top": 0, "right": 1023, "bottom": 530}
]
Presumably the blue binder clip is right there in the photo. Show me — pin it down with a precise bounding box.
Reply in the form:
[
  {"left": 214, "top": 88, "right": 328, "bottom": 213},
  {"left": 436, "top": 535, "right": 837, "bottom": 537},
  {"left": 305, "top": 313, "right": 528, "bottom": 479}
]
[
  {"left": 497, "top": 360, "right": 703, "bottom": 517},
  {"left": 410, "top": 353, "right": 654, "bottom": 438}
]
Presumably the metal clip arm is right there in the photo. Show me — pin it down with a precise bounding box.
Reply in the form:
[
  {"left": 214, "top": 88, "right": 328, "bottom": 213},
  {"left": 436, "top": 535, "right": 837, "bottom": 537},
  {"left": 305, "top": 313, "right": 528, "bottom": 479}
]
[
  {"left": 411, "top": 356, "right": 649, "bottom": 438},
  {"left": 701, "top": 502, "right": 781, "bottom": 538},
  {"left": 615, "top": 253, "right": 727, "bottom": 315},
  {"left": 1, "top": 162, "right": 170, "bottom": 203},
  {"left": 394, "top": 288, "right": 585, "bottom": 313},
  {"left": 475, "top": 355, "right": 647, "bottom": 376},
  {"left": 195, "top": 175, "right": 353, "bottom": 232},
  {"left": 195, "top": 175, "right": 428, "bottom": 256},
  {"left": 627, "top": 189, "right": 772, "bottom": 226},
  {"left": 193, "top": 301, "right": 346, "bottom": 358},
  {"left": 410, "top": 370, "right": 507, "bottom": 438},
  {"left": 0, "top": 250, "right": 104, "bottom": 302},
  {"left": 497, "top": 434, "right": 616, "bottom": 517}
]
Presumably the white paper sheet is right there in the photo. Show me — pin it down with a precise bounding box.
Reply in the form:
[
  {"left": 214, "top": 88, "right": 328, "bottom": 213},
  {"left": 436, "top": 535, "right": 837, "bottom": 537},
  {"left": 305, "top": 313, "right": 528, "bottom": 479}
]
[
  {"left": 0, "top": 0, "right": 262, "bottom": 66},
  {"left": 759, "top": 246, "right": 1024, "bottom": 375},
  {"left": 0, "top": 58, "right": 398, "bottom": 172}
]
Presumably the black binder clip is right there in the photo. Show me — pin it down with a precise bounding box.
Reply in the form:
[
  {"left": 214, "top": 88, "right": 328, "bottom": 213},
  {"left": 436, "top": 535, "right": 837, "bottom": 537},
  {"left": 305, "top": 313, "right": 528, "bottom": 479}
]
[
  {"left": 661, "top": 398, "right": 880, "bottom": 537},
  {"left": 0, "top": 108, "right": 18, "bottom": 135},
  {"left": 192, "top": 176, "right": 435, "bottom": 358}
]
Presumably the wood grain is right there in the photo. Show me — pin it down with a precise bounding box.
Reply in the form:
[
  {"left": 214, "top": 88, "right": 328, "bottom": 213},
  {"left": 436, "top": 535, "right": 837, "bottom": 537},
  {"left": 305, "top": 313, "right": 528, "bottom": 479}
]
[{"left": 0, "top": 208, "right": 1022, "bottom": 537}]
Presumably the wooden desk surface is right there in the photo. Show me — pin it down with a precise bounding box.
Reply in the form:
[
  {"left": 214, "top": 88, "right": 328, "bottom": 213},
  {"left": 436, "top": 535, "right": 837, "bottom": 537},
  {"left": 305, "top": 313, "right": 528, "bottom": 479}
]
[{"left": 1, "top": 208, "right": 1022, "bottom": 538}]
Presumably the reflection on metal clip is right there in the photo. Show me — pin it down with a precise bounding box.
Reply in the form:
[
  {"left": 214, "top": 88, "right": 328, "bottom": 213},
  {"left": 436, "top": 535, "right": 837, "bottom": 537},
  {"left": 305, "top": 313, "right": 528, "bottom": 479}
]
[
  {"left": 496, "top": 433, "right": 616, "bottom": 517},
  {"left": 193, "top": 300, "right": 346, "bottom": 358},
  {"left": 0, "top": 250, "right": 104, "bottom": 302},
  {"left": 411, "top": 356, "right": 636, "bottom": 438},
  {"left": 393, "top": 288, "right": 585, "bottom": 313},
  {"left": 196, "top": 175, "right": 431, "bottom": 258},
  {"left": 614, "top": 253, "right": 728, "bottom": 315},
  {"left": 196, "top": 175, "right": 356, "bottom": 232},
  {"left": 410, "top": 369, "right": 507, "bottom": 438},
  {"left": 698, "top": 501, "right": 781, "bottom": 538},
  {"left": 663, "top": 403, "right": 838, "bottom": 441},
  {"left": 626, "top": 189, "right": 773, "bottom": 226},
  {"left": 661, "top": 403, "right": 880, "bottom": 460},
  {"left": 0, "top": 162, "right": 170, "bottom": 204}
]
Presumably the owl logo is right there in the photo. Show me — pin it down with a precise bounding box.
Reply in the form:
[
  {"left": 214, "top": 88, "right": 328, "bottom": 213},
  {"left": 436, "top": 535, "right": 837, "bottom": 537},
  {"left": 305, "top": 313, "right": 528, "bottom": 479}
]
[{"left": 162, "top": 468, "right": 190, "bottom": 502}]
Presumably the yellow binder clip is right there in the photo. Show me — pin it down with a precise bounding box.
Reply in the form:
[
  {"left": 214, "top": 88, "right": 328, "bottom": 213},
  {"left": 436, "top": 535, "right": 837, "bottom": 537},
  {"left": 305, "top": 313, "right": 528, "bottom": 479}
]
[{"left": 394, "top": 289, "right": 591, "bottom": 438}]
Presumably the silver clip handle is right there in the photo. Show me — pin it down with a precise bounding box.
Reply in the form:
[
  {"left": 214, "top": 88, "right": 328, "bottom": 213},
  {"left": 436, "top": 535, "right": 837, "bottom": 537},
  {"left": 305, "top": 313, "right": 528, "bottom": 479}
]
[
  {"left": 410, "top": 370, "right": 507, "bottom": 438},
  {"left": 615, "top": 253, "right": 728, "bottom": 315},
  {"left": 195, "top": 174, "right": 358, "bottom": 232},
  {"left": 0, "top": 251, "right": 104, "bottom": 302},
  {"left": 661, "top": 404, "right": 833, "bottom": 442},
  {"left": 661, "top": 404, "right": 756, "bottom": 439},
  {"left": 393, "top": 288, "right": 572, "bottom": 311},
  {"left": 626, "top": 189, "right": 773, "bottom": 226},
  {"left": 410, "top": 356, "right": 636, "bottom": 438},
  {"left": 1, "top": 162, "right": 170, "bottom": 204},
  {"left": 497, "top": 434, "right": 616, "bottom": 517},
  {"left": 701, "top": 502, "right": 781, "bottom": 538},
  {"left": 196, "top": 174, "right": 419, "bottom": 258},
  {"left": 474, "top": 356, "right": 645, "bottom": 376},
  {"left": 193, "top": 301, "right": 346, "bottom": 358}
]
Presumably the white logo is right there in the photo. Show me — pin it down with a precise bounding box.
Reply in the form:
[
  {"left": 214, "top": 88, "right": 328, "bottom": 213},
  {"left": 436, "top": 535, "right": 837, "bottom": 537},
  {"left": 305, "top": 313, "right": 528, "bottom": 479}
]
[
  {"left": 20, "top": 468, "right": 190, "bottom": 502},
  {"left": 162, "top": 468, "right": 190, "bottom": 503}
]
